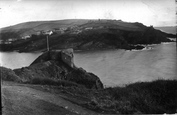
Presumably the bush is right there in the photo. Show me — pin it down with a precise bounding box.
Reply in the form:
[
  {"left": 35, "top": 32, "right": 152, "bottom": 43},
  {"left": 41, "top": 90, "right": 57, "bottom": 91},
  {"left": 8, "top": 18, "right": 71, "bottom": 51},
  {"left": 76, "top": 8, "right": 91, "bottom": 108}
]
[{"left": 0, "top": 67, "right": 21, "bottom": 82}]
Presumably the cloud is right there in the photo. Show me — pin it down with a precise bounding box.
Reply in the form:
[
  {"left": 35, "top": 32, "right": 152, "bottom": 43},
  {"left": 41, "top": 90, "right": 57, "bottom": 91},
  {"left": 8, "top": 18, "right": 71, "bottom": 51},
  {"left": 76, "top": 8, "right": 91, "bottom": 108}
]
[{"left": 17, "top": 0, "right": 22, "bottom": 2}]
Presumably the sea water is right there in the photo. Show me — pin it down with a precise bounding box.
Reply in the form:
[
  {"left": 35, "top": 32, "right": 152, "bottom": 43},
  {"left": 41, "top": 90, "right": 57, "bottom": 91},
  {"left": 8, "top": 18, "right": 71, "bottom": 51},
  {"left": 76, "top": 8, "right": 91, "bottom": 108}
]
[{"left": 0, "top": 43, "right": 176, "bottom": 86}]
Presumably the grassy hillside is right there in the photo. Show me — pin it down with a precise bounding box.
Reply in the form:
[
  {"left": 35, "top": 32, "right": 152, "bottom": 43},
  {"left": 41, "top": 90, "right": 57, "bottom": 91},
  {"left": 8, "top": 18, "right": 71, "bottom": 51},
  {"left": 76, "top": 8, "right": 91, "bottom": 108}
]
[
  {"left": 0, "top": 19, "right": 146, "bottom": 40},
  {"left": 0, "top": 19, "right": 175, "bottom": 52},
  {"left": 0, "top": 19, "right": 90, "bottom": 38},
  {"left": 1, "top": 65, "right": 177, "bottom": 114},
  {"left": 28, "top": 79, "right": 177, "bottom": 114}
]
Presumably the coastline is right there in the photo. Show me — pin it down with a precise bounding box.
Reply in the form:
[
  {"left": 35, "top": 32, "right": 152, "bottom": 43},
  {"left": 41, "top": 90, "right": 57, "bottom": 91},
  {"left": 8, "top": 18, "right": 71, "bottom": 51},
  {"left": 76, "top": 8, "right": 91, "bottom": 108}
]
[{"left": 1, "top": 42, "right": 177, "bottom": 114}]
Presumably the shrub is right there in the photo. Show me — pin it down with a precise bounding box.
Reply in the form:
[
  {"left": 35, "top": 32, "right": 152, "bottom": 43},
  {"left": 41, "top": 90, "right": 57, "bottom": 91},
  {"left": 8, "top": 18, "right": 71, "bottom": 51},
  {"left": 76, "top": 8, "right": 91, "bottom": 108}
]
[{"left": 0, "top": 67, "right": 21, "bottom": 82}]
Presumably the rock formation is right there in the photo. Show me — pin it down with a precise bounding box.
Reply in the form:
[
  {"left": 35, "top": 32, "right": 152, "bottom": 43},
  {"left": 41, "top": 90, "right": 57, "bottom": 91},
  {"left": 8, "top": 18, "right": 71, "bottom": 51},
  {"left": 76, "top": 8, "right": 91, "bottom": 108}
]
[{"left": 13, "top": 49, "right": 103, "bottom": 89}]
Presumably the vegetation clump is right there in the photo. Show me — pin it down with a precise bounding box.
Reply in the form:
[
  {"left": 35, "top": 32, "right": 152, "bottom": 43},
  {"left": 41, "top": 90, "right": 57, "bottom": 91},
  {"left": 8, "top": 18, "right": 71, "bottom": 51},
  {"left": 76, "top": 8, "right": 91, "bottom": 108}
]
[
  {"left": 47, "top": 79, "right": 177, "bottom": 114},
  {"left": 1, "top": 66, "right": 177, "bottom": 114},
  {"left": 87, "top": 80, "right": 177, "bottom": 114}
]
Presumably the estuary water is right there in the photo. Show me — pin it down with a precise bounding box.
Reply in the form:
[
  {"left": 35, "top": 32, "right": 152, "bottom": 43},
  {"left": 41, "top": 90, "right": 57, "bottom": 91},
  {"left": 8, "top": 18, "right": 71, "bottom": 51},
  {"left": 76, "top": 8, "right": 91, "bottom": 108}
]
[
  {"left": 0, "top": 42, "right": 176, "bottom": 86},
  {"left": 74, "top": 42, "right": 176, "bottom": 86},
  {"left": 0, "top": 52, "right": 42, "bottom": 69}
]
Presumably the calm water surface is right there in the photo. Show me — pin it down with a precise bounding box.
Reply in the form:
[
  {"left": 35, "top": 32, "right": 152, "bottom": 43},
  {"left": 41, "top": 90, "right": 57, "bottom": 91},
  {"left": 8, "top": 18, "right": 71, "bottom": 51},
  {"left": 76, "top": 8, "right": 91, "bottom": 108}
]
[
  {"left": 74, "top": 43, "right": 176, "bottom": 86},
  {"left": 0, "top": 43, "right": 176, "bottom": 86},
  {"left": 0, "top": 52, "right": 42, "bottom": 69}
]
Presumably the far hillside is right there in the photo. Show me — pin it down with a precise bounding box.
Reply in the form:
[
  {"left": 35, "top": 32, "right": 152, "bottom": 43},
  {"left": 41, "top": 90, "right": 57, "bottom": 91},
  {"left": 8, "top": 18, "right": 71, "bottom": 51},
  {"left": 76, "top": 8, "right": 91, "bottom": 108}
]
[
  {"left": 0, "top": 19, "right": 176, "bottom": 52},
  {"left": 0, "top": 19, "right": 90, "bottom": 40},
  {"left": 154, "top": 26, "right": 176, "bottom": 34}
]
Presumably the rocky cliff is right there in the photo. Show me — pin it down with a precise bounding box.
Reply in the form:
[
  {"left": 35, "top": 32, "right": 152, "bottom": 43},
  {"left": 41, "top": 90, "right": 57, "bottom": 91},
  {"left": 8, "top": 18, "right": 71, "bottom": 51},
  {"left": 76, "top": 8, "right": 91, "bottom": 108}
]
[{"left": 11, "top": 50, "right": 103, "bottom": 89}]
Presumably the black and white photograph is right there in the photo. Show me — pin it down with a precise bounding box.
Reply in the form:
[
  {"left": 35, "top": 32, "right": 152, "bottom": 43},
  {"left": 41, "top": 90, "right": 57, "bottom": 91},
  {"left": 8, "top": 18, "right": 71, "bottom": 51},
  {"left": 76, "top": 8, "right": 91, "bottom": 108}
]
[{"left": 0, "top": 0, "right": 176, "bottom": 114}]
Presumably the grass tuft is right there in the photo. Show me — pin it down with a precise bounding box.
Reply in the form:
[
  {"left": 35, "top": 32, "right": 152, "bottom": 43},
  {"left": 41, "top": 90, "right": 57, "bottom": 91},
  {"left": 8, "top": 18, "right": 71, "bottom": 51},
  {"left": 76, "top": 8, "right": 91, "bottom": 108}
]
[{"left": 30, "top": 77, "right": 85, "bottom": 88}]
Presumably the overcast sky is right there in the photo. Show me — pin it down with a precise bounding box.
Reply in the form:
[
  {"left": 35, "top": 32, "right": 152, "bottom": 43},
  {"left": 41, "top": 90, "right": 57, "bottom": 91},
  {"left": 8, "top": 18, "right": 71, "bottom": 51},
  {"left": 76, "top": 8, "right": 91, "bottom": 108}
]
[{"left": 0, "top": 0, "right": 176, "bottom": 28}]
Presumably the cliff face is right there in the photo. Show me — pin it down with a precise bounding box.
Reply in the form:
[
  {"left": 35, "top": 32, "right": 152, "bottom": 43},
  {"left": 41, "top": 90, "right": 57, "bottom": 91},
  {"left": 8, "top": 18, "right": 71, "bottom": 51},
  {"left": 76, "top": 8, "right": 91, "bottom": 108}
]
[{"left": 13, "top": 50, "right": 103, "bottom": 89}]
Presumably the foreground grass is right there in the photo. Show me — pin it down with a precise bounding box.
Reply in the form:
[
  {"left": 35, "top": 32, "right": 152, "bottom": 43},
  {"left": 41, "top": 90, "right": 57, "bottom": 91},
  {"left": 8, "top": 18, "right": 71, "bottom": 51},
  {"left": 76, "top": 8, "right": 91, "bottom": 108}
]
[
  {"left": 28, "top": 79, "right": 177, "bottom": 114},
  {"left": 2, "top": 67, "right": 177, "bottom": 114},
  {"left": 88, "top": 80, "right": 177, "bottom": 114},
  {"left": 29, "top": 77, "right": 85, "bottom": 88}
]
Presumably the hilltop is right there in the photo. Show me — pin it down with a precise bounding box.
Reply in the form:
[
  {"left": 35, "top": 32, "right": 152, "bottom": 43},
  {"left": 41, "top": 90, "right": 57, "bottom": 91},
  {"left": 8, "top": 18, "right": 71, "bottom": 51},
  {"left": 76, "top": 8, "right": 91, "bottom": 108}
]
[
  {"left": 0, "top": 19, "right": 90, "bottom": 39},
  {"left": 0, "top": 19, "right": 176, "bottom": 52}
]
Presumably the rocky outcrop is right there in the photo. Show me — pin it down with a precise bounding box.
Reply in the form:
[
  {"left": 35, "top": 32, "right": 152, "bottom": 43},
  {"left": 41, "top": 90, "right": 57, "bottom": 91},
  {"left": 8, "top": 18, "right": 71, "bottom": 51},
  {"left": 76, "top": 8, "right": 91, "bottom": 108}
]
[
  {"left": 66, "top": 68, "right": 103, "bottom": 89},
  {"left": 13, "top": 50, "right": 103, "bottom": 89},
  {"left": 30, "top": 49, "right": 74, "bottom": 67}
]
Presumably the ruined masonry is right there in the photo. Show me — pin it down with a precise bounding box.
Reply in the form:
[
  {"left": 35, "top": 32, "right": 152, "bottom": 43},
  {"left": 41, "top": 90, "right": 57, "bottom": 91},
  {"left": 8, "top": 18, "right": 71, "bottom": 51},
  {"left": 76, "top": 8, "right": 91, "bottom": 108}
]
[
  {"left": 61, "top": 48, "right": 74, "bottom": 68},
  {"left": 30, "top": 48, "right": 74, "bottom": 68}
]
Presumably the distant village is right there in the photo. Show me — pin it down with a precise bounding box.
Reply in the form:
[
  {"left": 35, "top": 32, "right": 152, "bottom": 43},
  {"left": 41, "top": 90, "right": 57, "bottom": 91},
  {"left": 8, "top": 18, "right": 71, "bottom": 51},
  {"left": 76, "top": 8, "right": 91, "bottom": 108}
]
[
  {"left": 0, "top": 19, "right": 124, "bottom": 44},
  {"left": 0, "top": 26, "right": 94, "bottom": 44}
]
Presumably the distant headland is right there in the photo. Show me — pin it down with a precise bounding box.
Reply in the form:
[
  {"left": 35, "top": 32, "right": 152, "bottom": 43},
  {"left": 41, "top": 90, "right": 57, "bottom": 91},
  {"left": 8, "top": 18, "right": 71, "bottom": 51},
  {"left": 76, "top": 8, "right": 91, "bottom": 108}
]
[{"left": 0, "top": 19, "right": 176, "bottom": 52}]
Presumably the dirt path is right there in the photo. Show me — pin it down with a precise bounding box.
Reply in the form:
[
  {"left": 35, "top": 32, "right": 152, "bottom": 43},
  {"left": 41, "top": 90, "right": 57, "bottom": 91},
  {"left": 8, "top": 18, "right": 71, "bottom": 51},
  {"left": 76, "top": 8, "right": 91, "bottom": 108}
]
[{"left": 2, "top": 81, "right": 99, "bottom": 115}]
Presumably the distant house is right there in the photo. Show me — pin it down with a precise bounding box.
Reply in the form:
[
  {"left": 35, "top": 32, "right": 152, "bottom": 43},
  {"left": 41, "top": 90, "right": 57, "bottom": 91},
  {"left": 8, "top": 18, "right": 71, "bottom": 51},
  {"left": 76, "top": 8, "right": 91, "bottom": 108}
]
[
  {"left": 85, "top": 27, "right": 93, "bottom": 30},
  {"left": 4, "top": 38, "right": 18, "bottom": 43},
  {"left": 22, "top": 35, "right": 31, "bottom": 39},
  {"left": 8, "top": 39, "right": 12, "bottom": 41},
  {"left": 0, "top": 39, "right": 12, "bottom": 44},
  {"left": 4, "top": 41, "right": 12, "bottom": 44},
  {"left": 54, "top": 28, "right": 67, "bottom": 34},
  {"left": 43, "top": 30, "right": 53, "bottom": 35},
  {"left": 35, "top": 30, "right": 53, "bottom": 35},
  {"left": 7, "top": 38, "right": 15, "bottom": 42}
]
